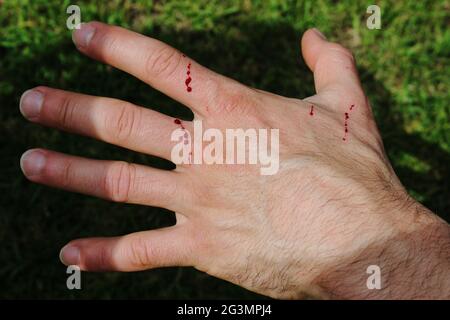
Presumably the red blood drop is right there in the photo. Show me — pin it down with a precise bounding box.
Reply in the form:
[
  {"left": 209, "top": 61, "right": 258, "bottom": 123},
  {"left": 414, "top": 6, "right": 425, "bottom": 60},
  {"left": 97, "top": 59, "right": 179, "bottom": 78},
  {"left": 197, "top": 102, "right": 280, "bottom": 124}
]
[
  {"left": 174, "top": 119, "right": 181, "bottom": 125},
  {"left": 185, "top": 62, "right": 193, "bottom": 92}
]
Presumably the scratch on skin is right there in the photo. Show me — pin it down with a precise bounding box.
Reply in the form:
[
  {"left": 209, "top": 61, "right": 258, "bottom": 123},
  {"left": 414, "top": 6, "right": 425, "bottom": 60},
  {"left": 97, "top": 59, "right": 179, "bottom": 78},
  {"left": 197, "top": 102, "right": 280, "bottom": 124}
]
[{"left": 343, "top": 104, "right": 355, "bottom": 141}]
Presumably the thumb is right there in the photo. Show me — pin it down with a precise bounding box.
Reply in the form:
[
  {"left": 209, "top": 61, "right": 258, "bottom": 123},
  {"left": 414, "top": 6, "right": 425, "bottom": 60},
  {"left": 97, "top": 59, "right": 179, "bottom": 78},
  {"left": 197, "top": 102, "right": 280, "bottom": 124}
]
[{"left": 301, "top": 28, "right": 364, "bottom": 99}]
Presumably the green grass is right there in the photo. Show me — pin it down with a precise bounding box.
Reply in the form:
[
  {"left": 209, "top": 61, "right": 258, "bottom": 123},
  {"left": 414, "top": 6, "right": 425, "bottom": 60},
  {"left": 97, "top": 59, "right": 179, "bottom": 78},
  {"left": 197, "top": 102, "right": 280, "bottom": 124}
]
[{"left": 0, "top": 0, "right": 448, "bottom": 299}]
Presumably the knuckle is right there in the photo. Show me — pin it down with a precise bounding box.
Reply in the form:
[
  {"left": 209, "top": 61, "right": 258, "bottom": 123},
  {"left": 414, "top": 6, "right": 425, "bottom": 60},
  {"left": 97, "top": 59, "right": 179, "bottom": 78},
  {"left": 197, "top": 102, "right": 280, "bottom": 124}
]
[
  {"left": 94, "top": 245, "right": 113, "bottom": 270},
  {"left": 108, "top": 103, "right": 138, "bottom": 142},
  {"left": 60, "top": 160, "right": 74, "bottom": 187},
  {"left": 80, "top": 243, "right": 112, "bottom": 271},
  {"left": 104, "top": 161, "right": 135, "bottom": 202},
  {"left": 57, "top": 96, "right": 76, "bottom": 128},
  {"left": 207, "top": 80, "right": 257, "bottom": 115},
  {"left": 145, "top": 46, "right": 181, "bottom": 79},
  {"left": 97, "top": 31, "right": 120, "bottom": 59},
  {"left": 128, "top": 237, "right": 152, "bottom": 268}
]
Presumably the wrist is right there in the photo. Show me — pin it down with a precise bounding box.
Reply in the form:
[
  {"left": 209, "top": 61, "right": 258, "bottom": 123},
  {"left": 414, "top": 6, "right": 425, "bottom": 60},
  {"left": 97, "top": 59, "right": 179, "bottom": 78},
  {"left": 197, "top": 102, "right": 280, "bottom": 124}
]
[{"left": 315, "top": 196, "right": 450, "bottom": 299}]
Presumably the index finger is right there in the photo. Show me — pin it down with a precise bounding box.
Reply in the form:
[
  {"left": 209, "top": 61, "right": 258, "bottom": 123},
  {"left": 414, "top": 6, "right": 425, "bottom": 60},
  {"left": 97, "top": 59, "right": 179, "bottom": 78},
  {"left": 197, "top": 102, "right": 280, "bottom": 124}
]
[{"left": 72, "top": 21, "right": 244, "bottom": 116}]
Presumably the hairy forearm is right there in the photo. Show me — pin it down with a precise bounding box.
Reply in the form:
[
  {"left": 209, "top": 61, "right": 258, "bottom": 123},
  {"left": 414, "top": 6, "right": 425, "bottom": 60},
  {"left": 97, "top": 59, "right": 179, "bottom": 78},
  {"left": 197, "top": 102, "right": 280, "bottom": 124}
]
[{"left": 317, "top": 200, "right": 450, "bottom": 299}]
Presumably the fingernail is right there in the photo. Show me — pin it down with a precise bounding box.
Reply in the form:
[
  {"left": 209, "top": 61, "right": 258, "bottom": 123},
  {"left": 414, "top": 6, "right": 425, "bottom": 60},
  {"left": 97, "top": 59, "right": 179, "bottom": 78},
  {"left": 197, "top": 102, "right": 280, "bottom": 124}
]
[
  {"left": 19, "top": 89, "right": 44, "bottom": 119},
  {"left": 20, "top": 149, "right": 46, "bottom": 177},
  {"left": 72, "top": 22, "right": 96, "bottom": 47},
  {"left": 312, "top": 28, "right": 327, "bottom": 40},
  {"left": 60, "top": 245, "right": 80, "bottom": 266}
]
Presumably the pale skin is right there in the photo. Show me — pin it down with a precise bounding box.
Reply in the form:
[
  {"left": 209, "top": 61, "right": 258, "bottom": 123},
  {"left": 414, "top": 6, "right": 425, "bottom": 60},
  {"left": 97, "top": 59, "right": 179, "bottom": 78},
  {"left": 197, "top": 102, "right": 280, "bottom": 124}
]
[{"left": 19, "top": 22, "right": 450, "bottom": 299}]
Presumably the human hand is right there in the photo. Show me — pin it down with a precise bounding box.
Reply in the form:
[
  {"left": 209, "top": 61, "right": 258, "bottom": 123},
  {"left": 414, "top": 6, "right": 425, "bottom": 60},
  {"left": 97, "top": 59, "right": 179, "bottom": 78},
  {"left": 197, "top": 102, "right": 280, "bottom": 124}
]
[{"left": 19, "top": 22, "right": 450, "bottom": 299}]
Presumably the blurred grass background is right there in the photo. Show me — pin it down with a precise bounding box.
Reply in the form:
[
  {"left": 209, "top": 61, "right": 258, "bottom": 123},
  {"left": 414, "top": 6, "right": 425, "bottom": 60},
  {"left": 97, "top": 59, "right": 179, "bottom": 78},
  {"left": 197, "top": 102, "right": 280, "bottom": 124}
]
[{"left": 0, "top": 0, "right": 449, "bottom": 298}]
